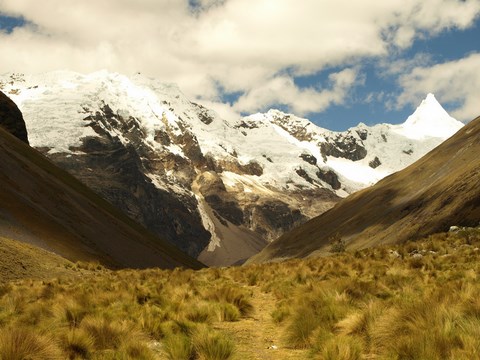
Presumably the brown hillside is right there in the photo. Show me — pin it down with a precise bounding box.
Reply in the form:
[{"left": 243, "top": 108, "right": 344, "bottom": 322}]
[
  {"left": 251, "top": 115, "right": 480, "bottom": 263},
  {"left": 0, "top": 236, "right": 78, "bottom": 282},
  {"left": 0, "top": 126, "right": 204, "bottom": 270}
]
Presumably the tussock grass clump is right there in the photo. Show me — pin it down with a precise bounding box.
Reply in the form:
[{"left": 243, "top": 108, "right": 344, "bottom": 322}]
[
  {"left": 81, "top": 317, "right": 126, "bottom": 350},
  {"left": 56, "top": 299, "right": 89, "bottom": 328},
  {"left": 163, "top": 333, "right": 194, "bottom": 360},
  {"left": 285, "top": 288, "right": 350, "bottom": 348},
  {"left": 0, "top": 284, "right": 12, "bottom": 297},
  {"left": 368, "top": 295, "right": 479, "bottom": 359},
  {"left": 336, "top": 301, "right": 386, "bottom": 340},
  {"left": 285, "top": 305, "right": 322, "bottom": 348},
  {"left": 217, "top": 302, "right": 241, "bottom": 322},
  {"left": 0, "top": 327, "right": 61, "bottom": 360},
  {"left": 329, "top": 233, "right": 346, "bottom": 253},
  {"left": 17, "top": 301, "right": 53, "bottom": 327},
  {"left": 59, "top": 329, "right": 95, "bottom": 359},
  {"left": 120, "top": 342, "right": 157, "bottom": 360},
  {"left": 138, "top": 305, "right": 169, "bottom": 339},
  {"left": 184, "top": 302, "right": 215, "bottom": 323},
  {"left": 193, "top": 325, "right": 235, "bottom": 360},
  {"left": 205, "top": 285, "right": 253, "bottom": 317},
  {"left": 315, "top": 335, "right": 364, "bottom": 360},
  {"left": 271, "top": 301, "right": 290, "bottom": 324}
]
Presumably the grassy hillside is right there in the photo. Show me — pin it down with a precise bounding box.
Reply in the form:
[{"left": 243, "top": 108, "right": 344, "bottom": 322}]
[
  {"left": 250, "top": 115, "right": 480, "bottom": 263},
  {"left": 0, "top": 229, "right": 479, "bottom": 359},
  {"left": 0, "top": 236, "right": 80, "bottom": 282}
]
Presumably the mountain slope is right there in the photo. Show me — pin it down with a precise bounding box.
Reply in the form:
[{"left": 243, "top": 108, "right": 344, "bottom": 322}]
[
  {"left": 0, "top": 71, "right": 463, "bottom": 265},
  {"left": 0, "top": 123, "right": 203, "bottom": 270},
  {"left": 250, "top": 115, "right": 480, "bottom": 263},
  {"left": 0, "top": 235, "right": 77, "bottom": 282}
]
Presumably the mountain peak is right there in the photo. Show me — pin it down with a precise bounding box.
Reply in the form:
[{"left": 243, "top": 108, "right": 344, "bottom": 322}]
[
  {"left": 424, "top": 92, "right": 438, "bottom": 103},
  {"left": 414, "top": 93, "right": 446, "bottom": 116},
  {"left": 397, "top": 93, "right": 463, "bottom": 140}
]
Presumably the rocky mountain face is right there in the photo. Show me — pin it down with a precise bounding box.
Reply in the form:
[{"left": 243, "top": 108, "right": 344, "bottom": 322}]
[
  {"left": 0, "top": 88, "right": 29, "bottom": 144},
  {"left": 1, "top": 71, "right": 463, "bottom": 265},
  {"left": 250, "top": 114, "right": 480, "bottom": 264}
]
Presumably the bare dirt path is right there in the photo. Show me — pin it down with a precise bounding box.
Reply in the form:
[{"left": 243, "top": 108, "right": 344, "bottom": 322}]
[{"left": 214, "top": 285, "right": 308, "bottom": 360}]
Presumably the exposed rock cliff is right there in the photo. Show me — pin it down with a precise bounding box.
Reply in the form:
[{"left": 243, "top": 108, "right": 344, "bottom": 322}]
[{"left": 0, "top": 89, "right": 29, "bottom": 144}]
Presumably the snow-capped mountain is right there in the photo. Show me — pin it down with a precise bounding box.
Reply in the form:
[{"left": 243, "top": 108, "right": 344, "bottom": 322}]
[
  {"left": 251, "top": 112, "right": 480, "bottom": 264},
  {"left": 0, "top": 71, "right": 463, "bottom": 265}
]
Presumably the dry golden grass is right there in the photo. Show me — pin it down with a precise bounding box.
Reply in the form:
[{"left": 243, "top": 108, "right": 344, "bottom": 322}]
[
  {"left": 0, "top": 236, "right": 77, "bottom": 282},
  {"left": 0, "top": 327, "right": 62, "bottom": 360},
  {"left": 0, "top": 229, "right": 479, "bottom": 359}
]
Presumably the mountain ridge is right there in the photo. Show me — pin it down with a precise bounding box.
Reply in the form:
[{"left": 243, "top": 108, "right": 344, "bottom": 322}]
[
  {"left": 250, "top": 114, "right": 480, "bottom": 263},
  {"left": 0, "top": 70, "right": 464, "bottom": 265}
]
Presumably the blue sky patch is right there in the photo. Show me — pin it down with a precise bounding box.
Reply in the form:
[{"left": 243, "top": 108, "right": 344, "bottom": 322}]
[{"left": 0, "top": 14, "right": 26, "bottom": 34}]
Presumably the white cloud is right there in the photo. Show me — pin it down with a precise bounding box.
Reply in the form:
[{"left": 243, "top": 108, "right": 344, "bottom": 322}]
[
  {"left": 397, "top": 53, "right": 480, "bottom": 122},
  {"left": 0, "top": 0, "right": 479, "bottom": 117},
  {"left": 233, "top": 68, "right": 360, "bottom": 115},
  {"left": 379, "top": 53, "right": 433, "bottom": 77},
  {"left": 365, "top": 91, "right": 386, "bottom": 104}
]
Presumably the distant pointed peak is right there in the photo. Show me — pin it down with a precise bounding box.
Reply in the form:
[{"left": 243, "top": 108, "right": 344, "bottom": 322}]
[
  {"left": 406, "top": 93, "right": 451, "bottom": 124},
  {"left": 397, "top": 93, "right": 463, "bottom": 140},
  {"left": 417, "top": 93, "right": 443, "bottom": 110}
]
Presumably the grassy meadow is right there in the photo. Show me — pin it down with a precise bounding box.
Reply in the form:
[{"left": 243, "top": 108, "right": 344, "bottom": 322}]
[{"left": 0, "top": 229, "right": 479, "bottom": 359}]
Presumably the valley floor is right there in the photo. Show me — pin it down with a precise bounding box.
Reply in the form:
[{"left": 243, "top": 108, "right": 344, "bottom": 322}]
[{"left": 0, "top": 229, "right": 479, "bottom": 359}]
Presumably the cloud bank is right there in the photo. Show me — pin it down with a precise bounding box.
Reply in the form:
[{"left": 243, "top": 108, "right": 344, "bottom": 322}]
[
  {"left": 0, "top": 0, "right": 479, "bottom": 120},
  {"left": 397, "top": 53, "right": 480, "bottom": 122}
]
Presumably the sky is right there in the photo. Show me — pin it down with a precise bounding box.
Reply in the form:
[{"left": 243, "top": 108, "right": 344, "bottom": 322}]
[{"left": 0, "top": 0, "right": 479, "bottom": 131}]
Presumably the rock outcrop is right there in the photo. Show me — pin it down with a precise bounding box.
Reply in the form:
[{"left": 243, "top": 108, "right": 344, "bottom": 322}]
[{"left": 0, "top": 91, "right": 29, "bottom": 144}]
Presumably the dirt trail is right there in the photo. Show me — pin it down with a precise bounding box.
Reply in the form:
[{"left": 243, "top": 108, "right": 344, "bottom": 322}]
[{"left": 214, "top": 286, "right": 308, "bottom": 360}]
